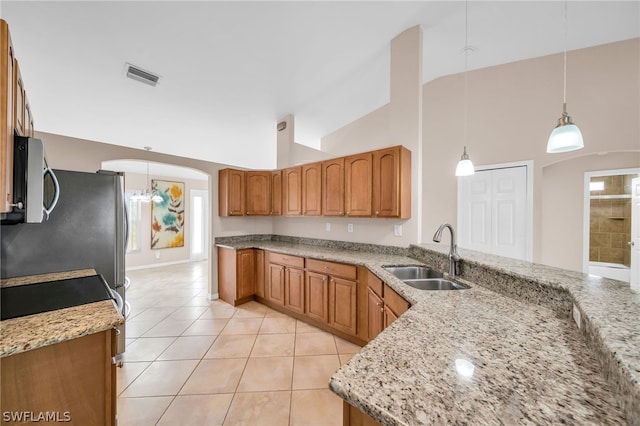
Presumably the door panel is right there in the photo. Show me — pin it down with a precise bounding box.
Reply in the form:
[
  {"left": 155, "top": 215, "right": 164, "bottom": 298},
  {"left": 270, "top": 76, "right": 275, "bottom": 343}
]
[
  {"left": 305, "top": 271, "right": 329, "bottom": 323},
  {"left": 285, "top": 268, "right": 305, "bottom": 314}
]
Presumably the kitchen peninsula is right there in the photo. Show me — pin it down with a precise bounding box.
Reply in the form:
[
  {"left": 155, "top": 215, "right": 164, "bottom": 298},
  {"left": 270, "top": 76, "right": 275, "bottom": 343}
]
[{"left": 216, "top": 235, "right": 639, "bottom": 425}]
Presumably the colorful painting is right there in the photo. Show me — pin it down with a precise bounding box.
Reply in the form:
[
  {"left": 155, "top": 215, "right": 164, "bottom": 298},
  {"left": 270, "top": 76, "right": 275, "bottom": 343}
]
[{"left": 151, "top": 180, "right": 185, "bottom": 249}]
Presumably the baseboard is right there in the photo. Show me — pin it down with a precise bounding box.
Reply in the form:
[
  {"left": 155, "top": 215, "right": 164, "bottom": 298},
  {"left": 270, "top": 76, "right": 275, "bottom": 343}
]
[{"left": 126, "top": 259, "right": 195, "bottom": 271}]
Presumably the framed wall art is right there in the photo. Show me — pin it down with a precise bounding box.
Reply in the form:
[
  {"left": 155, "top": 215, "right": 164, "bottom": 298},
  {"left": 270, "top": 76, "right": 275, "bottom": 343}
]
[{"left": 151, "top": 180, "right": 185, "bottom": 249}]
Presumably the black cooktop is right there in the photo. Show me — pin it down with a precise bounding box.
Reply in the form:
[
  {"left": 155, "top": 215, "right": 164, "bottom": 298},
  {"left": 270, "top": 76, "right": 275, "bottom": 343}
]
[{"left": 1, "top": 275, "right": 114, "bottom": 321}]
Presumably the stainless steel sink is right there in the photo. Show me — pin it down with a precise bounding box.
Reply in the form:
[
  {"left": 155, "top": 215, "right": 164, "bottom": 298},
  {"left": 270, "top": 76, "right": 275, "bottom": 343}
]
[
  {"left": 383, "top": 266, "right": 444, "bottom": 280},
  {"left": 403, "top": 278, "right": 468, "bottom": 291}
]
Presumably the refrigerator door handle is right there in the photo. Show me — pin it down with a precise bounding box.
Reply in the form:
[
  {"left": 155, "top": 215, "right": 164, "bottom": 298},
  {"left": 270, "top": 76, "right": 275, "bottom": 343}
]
[{"left": 43, "top": 167, "right": 60, "bottom": 220}]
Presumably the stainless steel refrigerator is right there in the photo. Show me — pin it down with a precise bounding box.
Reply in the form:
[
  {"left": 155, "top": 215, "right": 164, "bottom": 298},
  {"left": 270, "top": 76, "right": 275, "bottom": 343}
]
[{"left": 1, "top": 169, "right": 128, "bottom": 354}]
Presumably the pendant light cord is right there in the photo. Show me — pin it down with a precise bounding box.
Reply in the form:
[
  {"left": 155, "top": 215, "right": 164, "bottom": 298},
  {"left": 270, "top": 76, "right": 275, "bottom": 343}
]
[
  {"left": 464, "top": 0, "right": 469, "bottom": 146},
  {"left": 563, "top": 0, "right": 568, "bottom": 110}
]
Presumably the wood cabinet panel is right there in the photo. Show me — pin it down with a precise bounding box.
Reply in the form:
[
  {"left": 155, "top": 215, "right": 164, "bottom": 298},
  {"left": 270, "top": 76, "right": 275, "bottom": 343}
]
[
  {"left": 345, "top": 152, "right": 372, "bottom": 217},
  {"left": 285, "top": 267, "right": 305, "bottom": 314},
  {"left": 305, "top": 271, "right": 329, "bottom": 323},
  {"left": 372, "top": 146, "right": 411, "bottom": 218},
  {"left": 383, "top": 284, "right": 410, "bottom": 318},
  {"left": 218, "top": 168, "right": 245, "bottom": 216},
  {"left": 237, "top": 249, "right": 256, "bottom": 300},
  {"left": 322, "top": 157, "right": 344, "bottom": 216},
  {"left": 1, "top": 330, "right": 116, "bottom": 426},
  {"left": 267, "top": 263, "right": 285, "bottom": 306},
  {"left": 0, "top": 19, "right": 14, "bottom": 213},
  {"left": 283, "top": 166, "right": 302, "bottom": 216},
  {"left": 384, "top": 305, "right": 399, "bottom": 328},
  {"left": 245, "top": 171, "right": 270, "bottom": 215},
  {"left": 367, "top": 287, "right": 384, "bottom": 341},
  {"left": 255, "top": 249, "right": 265, "bottom": 298},
  {"left": 13, "top": 59, "right": 24, "bottom": 136},
  {"left": 271, "top": 170, "right": 282, "bottom": 216},
  {"left": 329, "top": 276, "right": 357, "bottom": 335},
  {"left": 302, "top": 162, "right": 322, "bottom": 216}
]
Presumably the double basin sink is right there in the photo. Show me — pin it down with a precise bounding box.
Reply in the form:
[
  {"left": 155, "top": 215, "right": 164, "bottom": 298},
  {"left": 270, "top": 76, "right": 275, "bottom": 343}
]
[{"left": 383, "top": 266, "right": 468, "bottom": 291}]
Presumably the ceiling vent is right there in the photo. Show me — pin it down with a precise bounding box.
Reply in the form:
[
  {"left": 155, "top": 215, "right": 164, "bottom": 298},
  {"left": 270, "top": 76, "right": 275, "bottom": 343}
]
[{"left": 125, "top": 63, "right": 160, "bottom": 87}]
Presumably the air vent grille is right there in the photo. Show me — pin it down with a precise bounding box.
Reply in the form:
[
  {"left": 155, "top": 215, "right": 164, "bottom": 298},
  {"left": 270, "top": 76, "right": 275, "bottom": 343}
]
[{"left": 125, "top": 63, "right": 160, "bottom": 87}]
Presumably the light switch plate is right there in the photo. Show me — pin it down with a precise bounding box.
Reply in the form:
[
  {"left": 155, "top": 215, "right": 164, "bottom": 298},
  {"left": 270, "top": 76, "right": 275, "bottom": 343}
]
[
  {"left": 394, "top": 224, "right": 402, "bottom": 236},
  {"left": 325, "top": 222, "right": 331, "bottom": 232},
  {"left": 347, "top": 223, "right": 354, "bottom": 233}
]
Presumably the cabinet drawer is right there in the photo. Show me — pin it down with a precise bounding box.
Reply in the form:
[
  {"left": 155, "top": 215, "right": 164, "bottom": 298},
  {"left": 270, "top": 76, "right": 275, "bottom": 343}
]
[
  {"left": 267, "top": 252, "right": 304, "bottom": 269},
  {"left": 383, "top": 284, "right": 410, "bottom": 317},
  {"left": 307, "top": 259, "right": 356, "bottom": 280}
]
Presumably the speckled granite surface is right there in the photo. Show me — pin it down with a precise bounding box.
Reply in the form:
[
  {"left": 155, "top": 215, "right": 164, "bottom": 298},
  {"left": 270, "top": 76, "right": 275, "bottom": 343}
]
[
  {"left": 215, "top": 236, "right": 636, "bottom": 424},
  {"left": 0, "top": 270, "right": 124, "bottom": 357}
]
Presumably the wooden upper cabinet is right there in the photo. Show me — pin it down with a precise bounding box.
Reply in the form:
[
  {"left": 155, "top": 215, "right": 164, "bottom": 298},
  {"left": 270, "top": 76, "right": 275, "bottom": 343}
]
[
  {"left": 344, "top": 152, "right": 372, "bottom": 217},
  {"left": 1, "top": 19, "right": 15, "bottom": 213},
  {"left": 302, "top": 162, "right": 321, "bottom": 216},
  {"left": 219, "top": 168, "right": 245, "bottom": 216},
  {"left": 283, "top": 166, "right": 302, "bottom": 216},
  {"left": 13, "top": 59, "right": 25, "bottom": 136},
  {"left": 245, "top": 171, "right": 271, "bottom": 216},
  {"left": 372, "top": 146, "right": 411, "bottom": 219},
  {"left": 322, "top": 157, "right": 344, "bottom": 216},
  {"left": 271, "top": 170, "right": 282, "bottom": 216}
]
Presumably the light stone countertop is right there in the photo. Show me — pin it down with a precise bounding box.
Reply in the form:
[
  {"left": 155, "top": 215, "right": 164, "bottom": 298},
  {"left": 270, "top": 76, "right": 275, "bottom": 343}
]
[
  {"left": 0, "top": 269, "right": 125, "bottom": 357},
  {"left": 216, "top": 238, "right": 635, "bottom": 425}
]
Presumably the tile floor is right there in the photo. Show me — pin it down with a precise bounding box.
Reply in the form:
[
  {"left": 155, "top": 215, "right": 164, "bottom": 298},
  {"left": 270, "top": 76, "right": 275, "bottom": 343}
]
[{"left": 118, "top": 261, "right": 360, "bottom": 425}]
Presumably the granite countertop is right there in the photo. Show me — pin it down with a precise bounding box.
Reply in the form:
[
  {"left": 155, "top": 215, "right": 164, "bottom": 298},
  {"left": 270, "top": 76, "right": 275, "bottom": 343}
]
[
  {"left": 0, "top": 269, "right": 124, "bottom": 358},
  {"left": 216, "top": 238, "right": 635, "bottom": 424}
]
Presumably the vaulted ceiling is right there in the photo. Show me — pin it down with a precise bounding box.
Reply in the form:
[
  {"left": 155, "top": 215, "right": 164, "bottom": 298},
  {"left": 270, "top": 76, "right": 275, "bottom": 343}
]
[{"left": 3, "top": 1, "right": 638, "bottom": 169}]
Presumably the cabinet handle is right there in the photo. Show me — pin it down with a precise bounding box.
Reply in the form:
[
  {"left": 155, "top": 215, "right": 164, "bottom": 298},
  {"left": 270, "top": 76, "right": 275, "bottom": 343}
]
[
  {"left": 380, "top": 307, "right": 385, "bottom": 312},
  {"left": 112, "top": 357, "right": 124, "bottom": 368},
  {"left": 375, "top": 211, "right": 379, "bottom": 215},
  {"left": 339, "top": 211, "right": 343, "bottom": 215}
]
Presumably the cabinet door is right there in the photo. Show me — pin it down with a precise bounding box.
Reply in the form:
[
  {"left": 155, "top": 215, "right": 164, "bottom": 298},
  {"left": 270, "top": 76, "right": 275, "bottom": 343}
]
[
  {"left": 283, "top": 166, "right": 302, "bottom": 216},
  {"left": 384, "top": 305, "right": 399, "bottom": 328},
  {"left": 305, "top": 271, "right": 329, "bottom": 323},
  {"left": 237, "top": 249, "right": 256, "bottom": 299},
  {"left": 285, "top": 267, "right": 305, "bottom": 314},
  {"left": 255, "top": 249, "right": 265, "bottom": 298},
  {"left": 372, "top": 146, "right": 411, "bottom": 219},
  {"left": 245, "top": 171, "right": 271, "bottom": 215},
  {"left": 345, "top": 152, "right": 372, "bottom": 217},
  {"left": 322, "top": 158, "right": 345, "bottom": 216},
  {"left": 24, "top": 96, "right": 33, "bottom": 137},
  {"left": 302, "top": 162, "right": 322, "bottom": 216},
  {"left": 271, "top": 170, "right": 282, "bottom": 216},
  {"left": 1, "top": 20, "right": 15, "bottom": 213},
  {"left": 268, "top": 263, "right": 285, "bottom": 306},
  {"left": 329, "top": 277, "right": 357, "bottom": 336},
  {"left": 218, "top": 169, "right": 245, "bottom": 216},
  {"left": 367, "top": 287, "right": 384, "bottom": 341}
]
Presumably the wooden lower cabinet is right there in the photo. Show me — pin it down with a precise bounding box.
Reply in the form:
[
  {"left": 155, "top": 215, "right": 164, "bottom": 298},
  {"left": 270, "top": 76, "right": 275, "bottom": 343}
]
[
  {"left": 1, "top": 329, "right": 117, "bottom": 425},
  {"left": 267, "top": 263, "right": 286, "bottom": 306},
  {"left": 366, "top": 271, "right": 410, "bottom": 340},
  {"left": 284, "top": 267, "right": 305, "bottom": 314},
  {"left": 217, "top": 246, "right": 256, "bottom": 306},
  {"left": 329, "top": 276, "right": 357, "bottom": 336},
  {"left": 343, "top": 401, "right": 382, "bottom": 426},
  {"left": 305, "top": 271, "right": 329, "bottom": 323},
  {"left": 255, "top": 249, "right": 265, "bottom": 298}
]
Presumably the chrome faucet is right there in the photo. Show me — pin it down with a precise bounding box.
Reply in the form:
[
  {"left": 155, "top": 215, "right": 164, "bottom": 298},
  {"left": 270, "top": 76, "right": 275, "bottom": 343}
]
[{"left": 433, "top": 223, "right": 461, "bottom": 276}]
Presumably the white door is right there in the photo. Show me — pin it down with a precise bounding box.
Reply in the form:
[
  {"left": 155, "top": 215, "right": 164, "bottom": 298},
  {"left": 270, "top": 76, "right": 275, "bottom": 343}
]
[
  {"left": 190, "top": 189, "right": 209, "bottom": 261},
  {"left": 458, "top": 165, "right": 529, "bottom": 261},
  {"left": 631, "top": 177, "right": 640, "bottom": 290}
]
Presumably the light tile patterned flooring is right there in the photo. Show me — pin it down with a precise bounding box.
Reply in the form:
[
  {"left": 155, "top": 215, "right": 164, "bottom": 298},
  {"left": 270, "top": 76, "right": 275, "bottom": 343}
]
[{"left": 119, "top": 261, "right": 360, "bottom": 425}]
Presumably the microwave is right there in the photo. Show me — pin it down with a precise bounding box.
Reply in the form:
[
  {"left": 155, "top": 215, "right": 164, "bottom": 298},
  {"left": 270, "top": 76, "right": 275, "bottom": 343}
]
[{"left": 1, "top": 136, "right": 60, "bottom": 224}]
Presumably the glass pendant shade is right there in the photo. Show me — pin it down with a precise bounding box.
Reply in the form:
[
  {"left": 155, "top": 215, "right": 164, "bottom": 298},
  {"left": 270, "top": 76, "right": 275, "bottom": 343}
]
[
  {"left": 455, "top": 146, "right": 475, "bottom": 176},
  {"left": 547, "top": 108, "right": 584, "bottom": 153}
]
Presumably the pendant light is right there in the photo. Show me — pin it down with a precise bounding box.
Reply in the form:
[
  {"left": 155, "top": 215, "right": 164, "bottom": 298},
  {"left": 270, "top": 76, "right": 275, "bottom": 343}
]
[
  {"left": 547, "top": 0, "right": 584, "bottom": 153},
  {"left": 130, "top": 147, "right": 163, "bottom": 203},
  {"left": 456, "top": 0, "right": 475, "bottom": 177}
]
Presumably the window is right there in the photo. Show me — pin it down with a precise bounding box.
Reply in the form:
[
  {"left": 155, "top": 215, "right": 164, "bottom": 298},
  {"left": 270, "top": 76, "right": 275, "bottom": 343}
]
[{"left": 126, "top": 192, "right": 142, "bottom": 253}]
